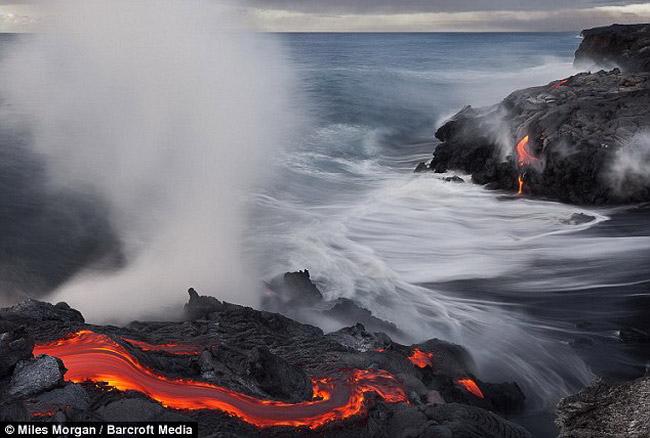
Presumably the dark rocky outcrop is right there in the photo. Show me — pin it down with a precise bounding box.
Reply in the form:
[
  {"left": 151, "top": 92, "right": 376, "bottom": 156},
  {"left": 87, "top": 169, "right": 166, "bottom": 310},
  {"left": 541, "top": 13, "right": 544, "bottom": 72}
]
[
  {"left": 555, "top": 376, "right": 650, "bottom": 438},
  {"left": 443, "top": 175, "right": 465, "bottom": 183},
  {"left": 575, "top": 24, "right": 650, "bottom": 73},
  {"left": 0, "top": 293, "right": 529, "bottom": 437},
  {"left": 560, "top": 213, "right": 596, "bottom": 225},
  {"left": 263, "top": 270, "right": 401, "bottom": 336},
  {"left": 417, "top": 24, "right": 650, "bottom": 205},
  {"left": 0, "top": 329, "right": 34, "bottom": 378},
  {"left": 8, "top": 354, "right": 66, "bottom": 397},
  {"left": 420, "top": 69, "right": 650, "bottom": 205}
]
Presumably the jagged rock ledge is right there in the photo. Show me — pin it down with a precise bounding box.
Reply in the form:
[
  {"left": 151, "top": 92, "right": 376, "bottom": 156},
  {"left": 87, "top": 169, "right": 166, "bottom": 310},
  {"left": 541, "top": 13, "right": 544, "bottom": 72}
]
[
  {"left": 575, "top": 23, "right": 650, "bottom": 73},
  {"left": 556, "top": 376, "right": 650, "bottom": 437},
  {"left": 0, "top": 287, "right": 529, "bottom": 438},
  {"left": 416, "top": 24, "right": 650, "bottom": 205}
]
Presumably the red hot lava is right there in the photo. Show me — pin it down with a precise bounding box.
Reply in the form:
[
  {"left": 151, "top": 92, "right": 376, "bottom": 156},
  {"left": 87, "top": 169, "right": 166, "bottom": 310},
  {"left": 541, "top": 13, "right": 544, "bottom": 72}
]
[
  {"left": 516, "top": 136, "right": 539, "bottom": 167},
  {"left": 515, "top": 135, "right": 540, "bottom": 195},
  {"left": 550, "top": 79, "right": 569, "bottom": 89},
  {"left": 34, "top": 330, "right": 408, "bottom": 429},
  {"left": 517, "top": 175, "right": 524, "bottom": 195},
  {"left": 408, "top": 348, "right": 434, "bottom": 368},
  {"left": 456, "top": 378, "right": 484, "bottom": 399},
  {"left": 120, "top": 337, "right": 203, "bottom": 355}
]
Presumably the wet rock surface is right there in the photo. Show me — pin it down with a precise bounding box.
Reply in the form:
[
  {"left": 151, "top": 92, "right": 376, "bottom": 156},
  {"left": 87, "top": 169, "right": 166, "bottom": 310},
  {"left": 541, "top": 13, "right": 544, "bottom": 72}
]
[
  {"left": 263, "top": 269, "right": 401, "bottom": 337},
  {"left": 556, "top": 376, "right": 650, "bottom": 438},
  {"left": 575, "top": 23, "right": 650, "bottom": 73},
  {"left": 560, "top": 213, "right": 596, "bottom": 225},
  {"left": 0, "top": 289, "right": 529, "bottom": 437},
  {"left": 417, "top": 24, "right": 650, "bottom": 205},
  {"left": 420, "top": 68, "right": 650, "bottom": 205}
]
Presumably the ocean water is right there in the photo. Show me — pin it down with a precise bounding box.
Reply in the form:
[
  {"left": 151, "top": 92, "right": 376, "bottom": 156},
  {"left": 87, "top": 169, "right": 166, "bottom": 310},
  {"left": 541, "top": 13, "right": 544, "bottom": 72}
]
[
  {"left": 1, "top": 31, "right": 649, "bottom": 437},
  {"left": 244, "top": 33, "right": 650, "bottom": 434}
]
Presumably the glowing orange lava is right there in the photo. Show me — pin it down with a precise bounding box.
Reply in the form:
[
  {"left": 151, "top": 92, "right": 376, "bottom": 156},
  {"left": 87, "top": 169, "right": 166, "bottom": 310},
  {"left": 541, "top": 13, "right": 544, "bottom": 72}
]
[
  {"left": 516, "top": 136, "right": 539, "bottom": 167},
  {"left": 456, "top": 379, "right": 484, "bottom": 399},
  {"left": 517, "top": 175, "right": 524, "bottom": 195},
  {"left": 34, "top": 330, "right": 408, "bottom": 429},
  {"left": 121, "top": 337, "right": 203, "bottom": 355},
  {"left": 408, "top": 348, "right": 434, "bottom": 369},
  {"left": 550, "top": 79, "right": 569, "bottom": 89}
]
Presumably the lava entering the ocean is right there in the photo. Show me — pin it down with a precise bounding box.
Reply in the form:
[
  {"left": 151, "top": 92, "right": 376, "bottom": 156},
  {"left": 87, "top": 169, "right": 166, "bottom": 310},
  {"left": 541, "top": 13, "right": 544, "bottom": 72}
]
[
  {"left": 408, "top": 348, "right": 434, "bottom": 368},
  {"left": 34, "top": 330, "right": 408, "bottom": 429},
  {"left": 517, "top": 175, "right": 524, "bottom": 195},
  {"left": 515, "top": 135, "right": 540, "bottom": 195}
]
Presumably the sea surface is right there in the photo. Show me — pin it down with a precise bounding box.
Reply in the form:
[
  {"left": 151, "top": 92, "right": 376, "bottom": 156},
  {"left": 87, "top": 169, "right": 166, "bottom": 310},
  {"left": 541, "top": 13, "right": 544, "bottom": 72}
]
[
  {"left": 244, "top": 33, "right": 650, "bottom": 436},
  {"left": 1, "top": 32, "right": 649, "bottom": 437}
]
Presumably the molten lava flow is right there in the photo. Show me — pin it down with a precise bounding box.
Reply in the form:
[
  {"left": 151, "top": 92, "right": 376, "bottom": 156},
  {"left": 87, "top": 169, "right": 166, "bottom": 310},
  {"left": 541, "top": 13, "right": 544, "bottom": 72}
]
[
  {"left": 515, "top": 135, "right": 539, "bottom": 195},
  {"left": 408, "top": 348, "right": 434, "bottom": 368},
  {"left": 31, "top": 411, "right": 56, "bottom": 417},
  {"left": 516, "top": 136, "right": 539, "bottom": 167},
  {"left": 550, "top": 79, "right": 569, "bottom": 89},
  {"left": 34, "top": 331, "right": 408, "bottom": 429},
  {"left": 456, "top": 379, "right": 484, "bottom": 399},
  {"left": 121, "top": 337, "right": 203, "bottom": 355}
]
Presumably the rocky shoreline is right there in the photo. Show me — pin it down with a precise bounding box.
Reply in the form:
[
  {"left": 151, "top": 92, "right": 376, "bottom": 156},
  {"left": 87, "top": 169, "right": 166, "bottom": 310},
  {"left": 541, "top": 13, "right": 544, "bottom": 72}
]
[
  {"left": 416, "top": 23, "right": 650, "bottom": 205},
  {"left": 1, "top": 285, "right": 531, "bottom": 437}
]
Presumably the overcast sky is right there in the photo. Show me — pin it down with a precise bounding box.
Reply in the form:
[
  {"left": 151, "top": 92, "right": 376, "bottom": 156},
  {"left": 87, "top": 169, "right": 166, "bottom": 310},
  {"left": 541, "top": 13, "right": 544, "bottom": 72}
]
[{"left": 2, "top": 0, "right": 650, "bottom": 32}]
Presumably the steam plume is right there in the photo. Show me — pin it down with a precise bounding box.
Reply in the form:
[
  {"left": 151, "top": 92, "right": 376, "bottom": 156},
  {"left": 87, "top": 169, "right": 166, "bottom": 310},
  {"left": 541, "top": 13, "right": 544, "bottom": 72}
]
[
  {"left": 608, "top": 130, "right": 650, "bottom": 197},
  {"left": 0, "top": 0, "right": 294, "bottom": 321}
]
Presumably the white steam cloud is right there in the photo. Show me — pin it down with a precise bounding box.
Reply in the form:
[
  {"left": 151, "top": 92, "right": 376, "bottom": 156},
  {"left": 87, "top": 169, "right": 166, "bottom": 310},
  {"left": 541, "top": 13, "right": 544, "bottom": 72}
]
[
  {"left": 608, "top": 130, "right": 650, "bottom": 197},
  {"left": 0, "top": 0, "right": 294, "bottom": 322}
]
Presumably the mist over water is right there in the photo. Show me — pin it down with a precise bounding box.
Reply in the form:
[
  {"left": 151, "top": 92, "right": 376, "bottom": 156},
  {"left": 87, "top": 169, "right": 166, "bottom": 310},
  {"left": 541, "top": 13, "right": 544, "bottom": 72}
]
[
  {"left": 0, "top": 0, "right": 294, "bottom": 320},
  {"left": 244, "top": 32, "right": 650, "bottom": 423}
]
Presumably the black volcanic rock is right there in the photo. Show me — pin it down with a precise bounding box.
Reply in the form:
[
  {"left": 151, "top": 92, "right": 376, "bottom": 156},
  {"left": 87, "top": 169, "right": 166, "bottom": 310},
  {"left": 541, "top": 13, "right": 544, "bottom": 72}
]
[
  {"left": 264, "top": 270, "right": 402, "bottom": 337},
  {"left": 422, "top": 68, "right": 650, "bottom": 205},
  {"left": 183, "top": 287, "right": 224, "bottom": 320},
  {"left": 555, "top": 377, "right": 650, "bottom": 437},
  {"left": 0, "top": 329, "right": 34, "bottom": 378},
  {"left": 0, "top": 299, "right": 84, "bottom": 323},
  {"left": 324, "top": 298, "right": 400, "bottom": 335},
  {"left": 443, "top": 175, "right": 465, "bottom": 183},
  {"left": 267, "top": 270, "right": 323, "bottom": 308},
  {"left": 246, "top": 346, "right": 313, "bottom": 402},
  {"left": 8, "top": 354, "right": 66, "bottom": 397},
  {"left": 575, "top": 24, "right": 650, "bottom": 73},
  {"left": 560, "top": 213, "right": 596, "bottom": 225},
  {"left": 0, "top": 294, "right": 530, "bottom": 437}
]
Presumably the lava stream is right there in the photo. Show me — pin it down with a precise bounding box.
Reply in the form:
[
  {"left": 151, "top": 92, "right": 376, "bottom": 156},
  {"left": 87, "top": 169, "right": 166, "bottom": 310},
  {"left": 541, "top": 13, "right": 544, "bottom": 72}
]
[
  {"left": 550, "top": 79, "right": 569, "bottom": 89},
  {"left": 120, "top": 337, "right": 203, "bottom": 354},
  {"left": 408, "top": 348, "right": 434, "bottom": 368},
  {"left": 34, "top": 330, "right": 408, "bottom": 428},
  {"left": 457, "top": 378, "right": 484, "bottom": 399},
  {"left": 516, "top": 136, "right": 539, "bottom": 167}
]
